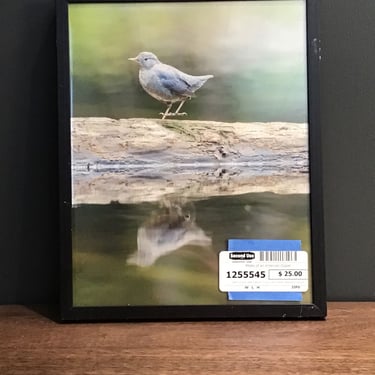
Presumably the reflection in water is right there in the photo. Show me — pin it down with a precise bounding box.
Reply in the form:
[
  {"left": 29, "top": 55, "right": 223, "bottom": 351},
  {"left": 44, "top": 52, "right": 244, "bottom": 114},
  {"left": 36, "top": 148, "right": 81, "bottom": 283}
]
[
  {"left": 128, "top": 199, "right": 212, "bottom": 267},
  {"left": 72, "top": 192, "right": 311, "bottom": 306}
]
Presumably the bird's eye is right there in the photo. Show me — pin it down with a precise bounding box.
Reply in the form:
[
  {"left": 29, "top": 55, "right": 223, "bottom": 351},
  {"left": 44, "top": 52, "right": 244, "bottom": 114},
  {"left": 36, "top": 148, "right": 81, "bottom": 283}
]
[{"left": 144, "top": 58, "right": 149, "bottom": 61}]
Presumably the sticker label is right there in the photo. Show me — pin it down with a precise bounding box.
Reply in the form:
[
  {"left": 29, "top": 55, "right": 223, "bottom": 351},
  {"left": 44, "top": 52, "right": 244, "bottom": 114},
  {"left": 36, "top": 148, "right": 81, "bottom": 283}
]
[{"left": 219, "top": 251, "right": 308, "bottom": 292}]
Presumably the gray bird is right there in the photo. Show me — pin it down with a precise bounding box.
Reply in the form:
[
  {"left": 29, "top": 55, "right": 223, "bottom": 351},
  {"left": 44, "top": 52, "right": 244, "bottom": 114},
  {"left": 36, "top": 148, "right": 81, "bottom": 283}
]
[{"left": 128, "top": 52, "right": 213, "bottom": 119}]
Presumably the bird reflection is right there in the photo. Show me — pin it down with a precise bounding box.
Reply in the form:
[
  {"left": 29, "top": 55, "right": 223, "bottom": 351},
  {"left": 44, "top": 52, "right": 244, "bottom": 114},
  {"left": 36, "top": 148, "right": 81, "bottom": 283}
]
[{"left": 128, "top": 199, "right": 212, "bottom": 267}]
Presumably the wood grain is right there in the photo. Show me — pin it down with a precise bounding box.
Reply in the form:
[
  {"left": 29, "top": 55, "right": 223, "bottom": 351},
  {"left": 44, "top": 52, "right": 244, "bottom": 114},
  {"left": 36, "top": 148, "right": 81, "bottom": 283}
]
[{"left": 0, "top": 303, "right": 374, "bottom": 375}]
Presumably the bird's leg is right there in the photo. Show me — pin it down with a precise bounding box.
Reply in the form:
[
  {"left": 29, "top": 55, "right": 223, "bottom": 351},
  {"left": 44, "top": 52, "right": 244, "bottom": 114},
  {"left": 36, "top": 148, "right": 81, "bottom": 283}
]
[
  {"left": 160, "top": 103, "right": 173, "bottom": 119},
  {"left": 172, "top": 100, "right": 187, "bottom": 116}
]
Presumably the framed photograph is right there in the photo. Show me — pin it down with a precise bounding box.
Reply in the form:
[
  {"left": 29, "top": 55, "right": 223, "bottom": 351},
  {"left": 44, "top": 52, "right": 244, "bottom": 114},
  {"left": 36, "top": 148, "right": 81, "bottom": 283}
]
[{"left": 57, "top": 0, "right": 326, "bottom": 321}]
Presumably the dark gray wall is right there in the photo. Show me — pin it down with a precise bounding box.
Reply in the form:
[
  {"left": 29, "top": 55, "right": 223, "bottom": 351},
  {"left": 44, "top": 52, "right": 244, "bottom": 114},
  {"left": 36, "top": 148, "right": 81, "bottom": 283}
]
[
  {"left": 0, "top": 0, "right": 374, "bottom": 304},
  {"left": 319, "top": 1, "right": 375, "bottom": 300},
  {"left": 0, "top": 0, "right": 59, "bottom": 304}
]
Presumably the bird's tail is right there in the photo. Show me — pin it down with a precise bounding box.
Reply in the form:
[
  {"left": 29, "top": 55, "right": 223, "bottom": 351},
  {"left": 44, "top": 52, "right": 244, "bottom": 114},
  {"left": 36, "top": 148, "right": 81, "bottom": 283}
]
[
  {"left": 190, "top": 74, "right": 214, "bottom": 92},
  {"left": 200, "top": 74, "right": 214, "bottom": 80}
]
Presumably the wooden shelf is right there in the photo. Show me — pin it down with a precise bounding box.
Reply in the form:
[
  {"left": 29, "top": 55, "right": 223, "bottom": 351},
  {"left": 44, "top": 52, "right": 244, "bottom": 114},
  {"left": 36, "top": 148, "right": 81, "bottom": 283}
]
[{"left": 0, "top": 302, "right": 374, "bottom": 374}]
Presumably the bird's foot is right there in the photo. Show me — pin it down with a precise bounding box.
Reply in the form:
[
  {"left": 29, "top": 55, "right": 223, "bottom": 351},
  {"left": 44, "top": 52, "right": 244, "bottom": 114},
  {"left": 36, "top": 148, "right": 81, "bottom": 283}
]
[
  {"left": 159, "top": 111, "right": 188, "bottom": 118},
  {"left": 159, "top": 112, "right": 175, "bottom": 118}
]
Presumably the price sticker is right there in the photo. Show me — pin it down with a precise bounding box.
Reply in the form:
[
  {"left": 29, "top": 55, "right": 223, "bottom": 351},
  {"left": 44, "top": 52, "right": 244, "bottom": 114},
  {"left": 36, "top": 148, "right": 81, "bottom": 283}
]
[{"left": 219, "top": 251, "right": 309, "bottom": 292}]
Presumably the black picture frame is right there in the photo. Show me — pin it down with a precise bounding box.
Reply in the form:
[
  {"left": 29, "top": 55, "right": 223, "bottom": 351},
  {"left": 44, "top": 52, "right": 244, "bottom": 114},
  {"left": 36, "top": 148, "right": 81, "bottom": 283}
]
[{"left": 57, "top": 0, "right": 326, "bottom": 321}]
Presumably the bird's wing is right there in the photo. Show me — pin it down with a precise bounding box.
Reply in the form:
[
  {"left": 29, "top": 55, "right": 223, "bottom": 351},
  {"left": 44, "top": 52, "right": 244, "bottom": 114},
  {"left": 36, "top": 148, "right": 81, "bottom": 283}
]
[{"left": 156, "top": 65, "right": 195, "bottom": 97}]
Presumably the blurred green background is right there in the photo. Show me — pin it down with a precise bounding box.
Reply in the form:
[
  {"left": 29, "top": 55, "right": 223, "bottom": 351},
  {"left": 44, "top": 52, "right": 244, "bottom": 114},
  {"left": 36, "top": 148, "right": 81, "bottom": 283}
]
[{"left": 69, "top": 1, "right": 308, "bottom": 122}]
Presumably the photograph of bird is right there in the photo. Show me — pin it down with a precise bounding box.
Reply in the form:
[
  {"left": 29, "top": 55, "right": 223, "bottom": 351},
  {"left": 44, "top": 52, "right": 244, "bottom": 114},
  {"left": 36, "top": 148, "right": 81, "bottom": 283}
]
[{"left": 128, "top": 52, "right": 213, "bottom": 119}]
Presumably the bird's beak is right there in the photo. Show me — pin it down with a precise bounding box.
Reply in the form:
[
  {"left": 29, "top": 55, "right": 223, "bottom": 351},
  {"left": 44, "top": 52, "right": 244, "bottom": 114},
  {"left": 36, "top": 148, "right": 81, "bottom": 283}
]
[{"left": 128, "top": 57, "right": 137, "bottom": 61}]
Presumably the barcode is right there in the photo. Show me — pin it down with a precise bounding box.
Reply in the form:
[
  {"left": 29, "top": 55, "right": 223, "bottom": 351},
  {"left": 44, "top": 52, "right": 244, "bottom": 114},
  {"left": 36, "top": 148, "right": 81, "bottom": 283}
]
[{"left": 259, "top": 251, "right": 298, "bottom": 262}]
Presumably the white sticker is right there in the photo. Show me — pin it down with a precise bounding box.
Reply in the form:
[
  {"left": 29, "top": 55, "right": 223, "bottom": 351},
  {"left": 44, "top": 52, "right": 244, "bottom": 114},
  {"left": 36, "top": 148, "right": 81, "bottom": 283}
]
[{"left": 219, "top": 251, "right": 308, "bottom": 292}]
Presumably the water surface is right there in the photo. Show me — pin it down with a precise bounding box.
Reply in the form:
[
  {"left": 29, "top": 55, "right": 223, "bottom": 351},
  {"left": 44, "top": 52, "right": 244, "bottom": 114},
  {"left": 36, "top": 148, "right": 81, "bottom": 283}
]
[{"left": 73, "top": 192, "right": 311, "bottom": 306}]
